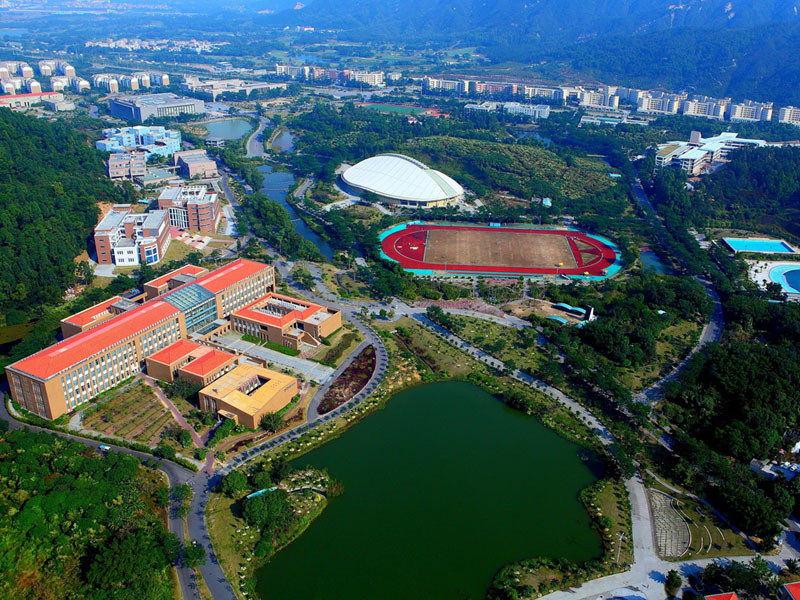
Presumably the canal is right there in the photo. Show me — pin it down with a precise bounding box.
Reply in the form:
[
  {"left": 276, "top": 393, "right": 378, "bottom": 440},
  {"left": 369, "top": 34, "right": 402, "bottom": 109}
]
[
  {"left": 257, "top": 164, "right": 335, "bottom": 260},
  {"left": 255, "top": 381, "right": 602, "bottom": 600}
]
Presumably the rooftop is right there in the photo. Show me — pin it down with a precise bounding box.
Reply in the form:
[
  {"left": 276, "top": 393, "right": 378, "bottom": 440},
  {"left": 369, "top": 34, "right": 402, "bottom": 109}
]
[
  {"left": 147, "top": 339, "right": 205, "bottom": 365},
  {"left": 784, "top": 583, "right": 800, "bottom": 600},
  {"left": 11, "top": 301, "right": 180, "bottom": 381},
  {"left": 705, "top": 594, "right": 739, "bottom": 600},
  {"left": 234, "top": 293, "right": 323, "bottom": 328},
  {"left": 193, "top": 258, "right": 270, "bottom": 295},
  {"left": 201, "top": 363, "right": 296, "bottom": 416},
  {"left": 180, "top": 348, "right": 236, "bottom": 377},
  {"left": 145, "top": 264, "right": 208, "bottom": 290},
  {"left": 61, "top": 296, "right": 122, "bottom": 327}
]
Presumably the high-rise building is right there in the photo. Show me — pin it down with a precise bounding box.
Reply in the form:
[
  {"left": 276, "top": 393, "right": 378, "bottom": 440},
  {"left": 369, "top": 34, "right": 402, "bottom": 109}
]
[
  {"left": 728, "top": 100, "right": 773, "bottom": 122},
  {"left": 157, "top": 183, "right": 221, "bottom": 233},
  {"left": 778, "top": 106, "right": 800, "bottom": 126}
]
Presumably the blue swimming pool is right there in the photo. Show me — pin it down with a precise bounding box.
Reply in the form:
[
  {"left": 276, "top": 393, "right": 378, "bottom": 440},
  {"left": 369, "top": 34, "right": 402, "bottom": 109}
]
[
  {"left": 723, "top": 238, "right": 795, "bottom": 254},
  {"left": 768, "top": 264, "right": 800, "bottom": 293}
]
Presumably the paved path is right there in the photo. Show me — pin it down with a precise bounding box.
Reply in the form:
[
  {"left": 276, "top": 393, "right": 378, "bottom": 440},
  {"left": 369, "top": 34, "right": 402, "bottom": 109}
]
[
  {"left": 138, "top": 374, "right": 204, "bottom": 449},
  {"left": 245, "top": 117, "right": 269, "bottom": 159}
]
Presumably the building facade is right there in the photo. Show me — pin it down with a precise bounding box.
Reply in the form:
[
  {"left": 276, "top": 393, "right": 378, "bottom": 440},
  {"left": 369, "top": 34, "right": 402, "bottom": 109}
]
[
  {"left": 157, "top": 183, "right": 221, "bottom": 232},
  {"left": 93, "top": 205, "right": 171, "bottom": 266},
  {"left": 108, "top": 93, "right": 206, "bottom": 122},
  {"left": 96, "top": 126, "right": 182, "bottom": 158},
  {"left": 173, "top": 149, "right": 218, "bottom": 179},
  {"left": 107, "top": 150, "right": 147, "bottom": 180},
  {"left": 779, "top": 106, "right": 800, "bottom": 126},
  {"left": 7, "top": 259, "right": 275, "bottom": 420}
]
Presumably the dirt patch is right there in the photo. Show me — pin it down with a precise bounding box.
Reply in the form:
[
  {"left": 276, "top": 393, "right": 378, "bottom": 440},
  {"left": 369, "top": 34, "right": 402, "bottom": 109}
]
[{"left": 424, "top": 228, "right": 577, "bottom": 268}]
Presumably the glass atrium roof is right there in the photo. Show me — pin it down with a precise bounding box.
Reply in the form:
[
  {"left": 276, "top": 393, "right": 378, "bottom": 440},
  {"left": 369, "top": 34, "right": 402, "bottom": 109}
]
[{"left": 163, "top": 283, "right": 214, "bottom": 312}]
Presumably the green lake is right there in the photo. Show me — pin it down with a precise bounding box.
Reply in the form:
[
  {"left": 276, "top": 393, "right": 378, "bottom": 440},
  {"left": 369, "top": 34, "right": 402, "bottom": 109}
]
[{"left": 255, "top": 381, "right": 603, "bottom": 600}]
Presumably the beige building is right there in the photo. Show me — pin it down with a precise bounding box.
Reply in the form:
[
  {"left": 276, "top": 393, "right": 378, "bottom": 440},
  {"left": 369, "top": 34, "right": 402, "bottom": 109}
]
[
  {"left": 778, "top": 106, "right": 800, "bottom": 126},
  {"left": 145, "top": 339, "right": 238, "bottom": 386},
  {"left": 173, "top": 149, "right": 218, "bottom": 179},
  {"left": 199, "top": 363, "right": 298, "bottom": 429}
]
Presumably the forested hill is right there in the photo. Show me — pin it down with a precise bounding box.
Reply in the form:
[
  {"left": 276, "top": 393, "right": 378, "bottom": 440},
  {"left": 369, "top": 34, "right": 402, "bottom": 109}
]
[
  {"left": 0, "top": 111, "right": 120, "bottom": 313},
  {"left": 265, "top": 0, "right": 800, "bottom": 46}
]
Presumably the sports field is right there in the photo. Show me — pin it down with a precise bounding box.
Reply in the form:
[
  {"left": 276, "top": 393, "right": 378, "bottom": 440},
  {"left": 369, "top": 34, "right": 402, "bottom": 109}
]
[{"left": 379, "top": 222, "right": 621, "bottom": 279}]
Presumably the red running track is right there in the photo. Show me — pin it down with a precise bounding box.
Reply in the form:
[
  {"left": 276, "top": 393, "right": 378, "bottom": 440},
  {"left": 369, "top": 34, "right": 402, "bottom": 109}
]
[{"left": 381, "top": 223, "right": 618, "bottom": 276}]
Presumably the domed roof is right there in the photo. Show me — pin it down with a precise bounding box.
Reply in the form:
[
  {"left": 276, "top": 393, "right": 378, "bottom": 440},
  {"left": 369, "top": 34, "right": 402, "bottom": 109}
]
[{"left": 342, "top": 153, "right": 463, "bottom": 203}]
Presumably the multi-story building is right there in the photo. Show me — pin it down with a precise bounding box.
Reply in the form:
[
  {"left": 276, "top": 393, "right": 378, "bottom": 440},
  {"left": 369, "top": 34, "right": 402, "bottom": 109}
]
[
  {"left": 7, "top": 260, "right": 286, "bottom": 420},
  {"left": 779, "top": 106, "right": 800, "bottom": 126},
  {"left": 96, "top": 126, "right": 182, "bottom": 158},
  {"left": 172, "top": 149, "right": 218, "bottom": 179},
  {"left": 108, "top": 93, "right": 206, "bottom": 122},
  {"left": 38, "top": 60, "right": 56, "bottom": 76},
  {"left": 578, "top": 91, "right": 619, "bottom": 110},
  {"left": 198, "top": 363, "right": 298, "bottom": 429},
  {"left": 728, "top": 100, "right": 773, "bottom": 122},
  {"left": 58, "top": 62, "right": 76, "bottom": 78},
  {"left": 157, "top": 183, "right": 221, "bottom": 233},
  {"left": 521, "top": 86, "right": 563, "bottom": 103},
  {"left": 50, "top": 76, "right": 69, "bottom": 92},
  {"left": 93, "top": 205, "right": 171, "bottom": 266},
  {"left": 143, "top": 264, "right": 209, "bottom": 300},
  {"left": 422, "top": 76, "right": 462, "bottom": 93},
  {"left": 106, "top": 150, "right": 147, "bottom": 180},
  {"left": 231, "top": 293, "right": 342, "bottom": 350},
  {"left": 118, "top": 75, "right": 141, "bottom": 91},
  {"left": 465, "top": 101, "right": 550, "bottom": 119},
  {"left": 71, "top": 78, "right": 90, "bottom": 93},
  {"left": 145, "top": 339, "right": 237, "bottom": 386},
  {"left": 0, "top": 91, "right": 65, "bottom": 110},
  {"left": 656, "top": 130, "right": 767, "bottom": 175},
  {"left": 637, "top": 93, "right": 682, "bottom": 114},
  {"left": 345, "top": 70, "right": 384, "bottom": 87},
  {"left": 92, "top": 74, "right": 120, "bottom": 93},
  {"left": 681, "top": 96, "right": 728, "bottom": 120},
  {"left": 182, "top": 76, "right": 286, "bottom": 100}
]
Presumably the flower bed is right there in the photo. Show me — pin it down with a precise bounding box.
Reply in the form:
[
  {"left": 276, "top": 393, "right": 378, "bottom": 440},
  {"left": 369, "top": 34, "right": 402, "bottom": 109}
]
[{"left": 318, "top": 346, "right": 376, "bottom": 414}]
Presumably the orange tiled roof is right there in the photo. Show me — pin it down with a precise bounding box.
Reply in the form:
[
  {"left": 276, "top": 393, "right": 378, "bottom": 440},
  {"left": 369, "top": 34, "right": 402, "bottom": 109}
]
[
  {"left": 146, "top": 339, "right": 204, "bottom": 365},
  {"left": 179, "top": 348, "right": 236, "bottom": 377},
  {"left": 706, "top": 593, "right": 739, "bottom": 600},
  {"left": 61, "top": 296, "right": 122, "bottom": 327},
  {"left": 233, "top": 293, "right": 321, "bottom": 328},
  {"left": 144, "top": 264, "right": 208, "bottom": 290},
  {"left": 10, "top": 301, "right": 180, "bottom": 381},
  {"left": 784, "top": 584, "right": 800, "bottom": 600},
  {"left": 193, "top": 258, "right": 269, "bottom": 295}
]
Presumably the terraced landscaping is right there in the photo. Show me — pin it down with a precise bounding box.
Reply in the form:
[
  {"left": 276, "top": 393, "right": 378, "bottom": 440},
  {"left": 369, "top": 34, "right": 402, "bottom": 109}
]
[{"left": 81, "top": 381, "right": 176, "bottom": 447}]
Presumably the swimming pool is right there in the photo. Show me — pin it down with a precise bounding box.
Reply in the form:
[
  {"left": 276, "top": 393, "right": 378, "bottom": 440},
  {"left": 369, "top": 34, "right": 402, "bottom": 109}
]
[
  {"left": 768, "top": 264, "right": 800, "bottom": 293},
  {"left": 723, "top": 238, "right": 795, "bottom": 254}
]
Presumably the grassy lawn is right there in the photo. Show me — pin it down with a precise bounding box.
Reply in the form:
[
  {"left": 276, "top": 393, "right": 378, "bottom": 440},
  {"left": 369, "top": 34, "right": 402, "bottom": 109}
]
[
  {"left": 448, "top": 315, "right": 543, "bottom": 375},
  {"left": 593, "top": 478, "right": 634, "bottom": 566},
  {"left": 618, "top": 320, "right": 699, "bottom": 392},
  {"left": 162, "top": 240, "right": 210, "bottom": 263},
  {"left": 308, "top": 325, "right": 364, "bottom": 367}
]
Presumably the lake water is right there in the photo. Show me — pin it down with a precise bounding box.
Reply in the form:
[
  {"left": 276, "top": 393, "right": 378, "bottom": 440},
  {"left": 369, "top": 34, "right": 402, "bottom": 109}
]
[
  {"left": 257, "top": 165, "right": 335, "bottom": 260},
  {"left": 271, "top": 130, "right": 295, "bottom": 152},
  {"left": 516, "top": 129, "right": 552, "bottom": 147},
  {"left": 640, "top": 250, "right": 668, "bottom": 275},
  {"left": 255, "top": 381, "right": 602, "bottom": 600},
  {"left": 202, "top": 118, "right": 253, "bottom": 140}
]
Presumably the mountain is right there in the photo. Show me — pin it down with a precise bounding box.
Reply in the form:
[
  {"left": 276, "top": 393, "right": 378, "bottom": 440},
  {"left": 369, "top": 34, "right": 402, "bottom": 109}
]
[{"left": 263, "top": 0, "right": 800, "bottom": 48}]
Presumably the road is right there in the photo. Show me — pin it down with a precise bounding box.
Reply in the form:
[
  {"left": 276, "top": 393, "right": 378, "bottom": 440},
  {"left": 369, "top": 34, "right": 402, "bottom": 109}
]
[{"left": 246, "top": 117, "right": 270, "bottom": 159}]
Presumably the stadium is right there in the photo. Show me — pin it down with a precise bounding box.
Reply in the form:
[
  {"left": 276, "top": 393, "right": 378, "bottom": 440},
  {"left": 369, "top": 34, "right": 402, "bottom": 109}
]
[
  {"left": 341, "top": 153, "right": 464, "bottom": 208},
  {"left": 379, "top": 221, "right": 622, "bottom": 279}
]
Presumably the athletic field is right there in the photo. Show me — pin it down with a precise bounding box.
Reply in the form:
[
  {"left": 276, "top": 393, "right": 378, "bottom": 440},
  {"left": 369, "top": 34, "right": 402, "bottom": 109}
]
[{"left": 379, "top": 222, "right": 621, "bottom": 279}]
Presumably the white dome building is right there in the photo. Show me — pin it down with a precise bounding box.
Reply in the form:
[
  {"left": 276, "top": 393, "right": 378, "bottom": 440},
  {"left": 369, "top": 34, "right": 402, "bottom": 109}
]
[{"left": 341, "top": 153, "right": 464, "bottom": 208}]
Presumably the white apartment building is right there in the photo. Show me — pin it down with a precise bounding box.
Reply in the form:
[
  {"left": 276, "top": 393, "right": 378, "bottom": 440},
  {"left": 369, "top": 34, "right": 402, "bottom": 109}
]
[
  {"left": 778, "top": 106, "right": 800, "bottom": 126},
  {"left": 346, "top": 70, "right": 384, "bottom": 87},
  {"left": 681, "top": 96, "right": 728, "bottom": 120},
  {"left": 579, "top": 91, "right": 619, "bottom": 110},
  {"left": 465, "top": 101, "right": 550, "bottom": 119},
  {"left": 728, "top": 100, "right": 773, "bottom": 122},
  {"left": 637, "top": 93, "right": 682, "bottom": 115}
]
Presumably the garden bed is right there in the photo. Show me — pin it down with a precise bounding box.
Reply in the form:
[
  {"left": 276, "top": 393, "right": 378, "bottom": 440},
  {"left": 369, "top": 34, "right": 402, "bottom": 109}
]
[{"left": 318, "top": 346, "right": 376, "bottom": 414}]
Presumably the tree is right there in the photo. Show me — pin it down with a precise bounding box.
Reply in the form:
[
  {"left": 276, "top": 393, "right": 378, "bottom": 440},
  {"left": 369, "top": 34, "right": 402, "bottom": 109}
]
[
  {"left": 182, "top": 541, "right": 207, "bottom": 568},
  {"left": 252, "top": 471, "right": 272, "bottom": 490},
  {"left": 260, "top": 411, "right": 284, "bottom": 433},
  {"left": 786, "top": 559, "right": 800, "bottom": 575},
  {"left": 665, "top": 570, "right": 682, "bottom": 598},
  {"left": 270, "top": 455, "right": 291, "bottom": 482},
  {"left": 177, "top": 429, "right": 193, "bottom": 448},
  {"left": 220, "top": 470, "right": 248, "bottom": 498},
  {"left": 242, "top": 489, "right": 293, "bottom": 534}
]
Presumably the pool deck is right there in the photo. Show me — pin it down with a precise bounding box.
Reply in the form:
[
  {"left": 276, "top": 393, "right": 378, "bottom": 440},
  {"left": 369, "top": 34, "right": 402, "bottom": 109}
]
[{"left": 747, "top": 260, "right": 800, "bottom": 294}]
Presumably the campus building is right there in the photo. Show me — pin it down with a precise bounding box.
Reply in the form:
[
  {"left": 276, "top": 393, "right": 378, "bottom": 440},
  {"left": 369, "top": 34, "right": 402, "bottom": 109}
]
[
  {"left": 230, "top": 293, "right": 342, "bottom": 350},
  {"left": 198, "top": 362, "right": 298, "bottom": 429},
  {"left": 96, "top": 126, "right": 182, "bottom": 158},
  {"left": 7, "top": 259, "right": 276, "bottom": 420},
  {"left": 108, "top": 93, "right": 206, "bottom": 122},
  {"left": 157, "top": 183, "right": 221, "bottom": 233},
  {"left": 465, "top": 101, "right": 550, "bottom": 119},
  {"left": 681, "top": 96, "right": 728, "bottom": 120},
  {"left": 173, "top": 149, "right": 218, "bottom": 179},
  {"left": 143, "top": 264, "right": 209, "bottom": 300},
  {"left": 107, "top": 150, "right": 147, "bottom": 180},
  {"left": 728, "top": 100, "right": 773, "bottom": 122},
  {"left": 181, "top": 76, "right": 286, "bottom": 100},
  {"left": 93, "top": 205, "right": 171, "bottom": 266},
  {"left": 0, "top": 91, "right": 65, "bottom": 110},
  {"left": 656, "top": 130, "right": 767, "bottom": 175},
  {"left": 145, "top": 339, "right": 238, "bottom": 386}
]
